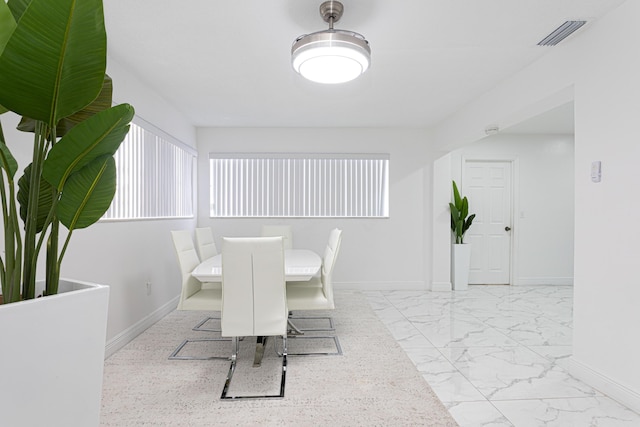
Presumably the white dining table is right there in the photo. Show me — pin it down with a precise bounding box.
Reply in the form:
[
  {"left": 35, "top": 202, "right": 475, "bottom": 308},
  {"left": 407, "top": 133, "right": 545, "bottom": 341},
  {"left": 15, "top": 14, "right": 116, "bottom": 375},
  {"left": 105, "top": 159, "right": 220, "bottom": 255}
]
[{"left": 191, "top": 249, "right": 322, "bottom": 282}]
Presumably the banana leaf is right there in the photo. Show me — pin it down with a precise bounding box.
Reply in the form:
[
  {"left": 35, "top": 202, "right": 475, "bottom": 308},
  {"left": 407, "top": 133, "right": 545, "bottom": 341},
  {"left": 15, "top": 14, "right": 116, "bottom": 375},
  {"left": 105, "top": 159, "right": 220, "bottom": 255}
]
[
  {"left": 17, "top": 75, "right": 114, "bottom": 137},
  {"left": 7, "top": 0, "right": 30, "bottom": 22},
  {"left": 0, "top": 0, "right": 106, "bottom": 125},
  {"left": 42, "top": 103, "right": 134, "bottom": 191},
  {"left": 56, "top": 155, "right": 116, "bottom": 230},
  {"left": 0, "top": 136, "right": 18, "bottom": 178},
  {"left": 452, "top": 180, "right": 462, "bottom": 207},
  {"left": 0, "top": 1, "right": 16, "bottom": 55},
  {"left": 17, "top": 163, "right": 54, "bottom": 233}
]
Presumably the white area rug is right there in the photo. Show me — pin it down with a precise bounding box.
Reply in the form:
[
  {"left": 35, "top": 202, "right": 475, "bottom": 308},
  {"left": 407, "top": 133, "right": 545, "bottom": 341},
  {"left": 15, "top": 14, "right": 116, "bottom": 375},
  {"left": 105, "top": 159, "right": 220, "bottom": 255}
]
[{"left": 101, "top": 290, "right": 458, "bottom": 426}]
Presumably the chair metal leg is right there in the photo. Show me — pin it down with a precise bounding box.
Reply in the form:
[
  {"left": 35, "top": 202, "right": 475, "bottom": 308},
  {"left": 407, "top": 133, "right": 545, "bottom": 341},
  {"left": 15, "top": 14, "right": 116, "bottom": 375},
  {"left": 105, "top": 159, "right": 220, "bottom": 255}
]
[
  {"left": 288, "top": 314, "right": 335, "bottom": 332},
  {"left": 192, "top": 315, "right": 221, "bottom": 332},
  {"left": 279, "top": 336, "right": 287, "bottom": 397},
  {"left": 168, "top": 338, "right": 230, "bottom": 360},
  {"left": 220, "top": 335, "right": 287, "bottom": 400},
  {"left": 220, "top": 337, "right": 240, "bottom": 398},
  {"left": 287, "top": 319, "right": 304, "bottom": 336}
]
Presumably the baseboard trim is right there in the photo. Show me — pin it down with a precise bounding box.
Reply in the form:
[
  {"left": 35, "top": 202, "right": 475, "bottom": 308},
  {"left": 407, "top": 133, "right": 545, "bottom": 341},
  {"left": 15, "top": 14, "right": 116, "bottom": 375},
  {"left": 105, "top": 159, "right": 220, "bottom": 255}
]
[
  {"left": 568, "top": 356, "right": 640, "bottom": 413},
  {"left": 430, "top": 281, "right": 452, "bottom": 292},
  {"left": 516, "top": 277, "right": 573, "bottom": 286},
  {"left": 105, "top": 296, "right": 179, "bottom": 359},
  {"left": 336, "top": 281, "right": 426, "bottom": 291}
]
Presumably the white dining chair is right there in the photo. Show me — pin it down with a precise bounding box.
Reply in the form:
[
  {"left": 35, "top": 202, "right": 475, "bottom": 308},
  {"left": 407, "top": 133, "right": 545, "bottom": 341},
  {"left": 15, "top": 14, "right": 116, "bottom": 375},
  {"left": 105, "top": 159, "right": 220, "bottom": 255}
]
[
  {"left": 261, "top": 225, "right": 293, "bottom": 249},
  {"left": 220, "top": 236, "right": 288, "bottom": 399},
  {"left": 168, "top": 230, "right": 226, "bottom": 360},
  {"left": 284, "top": 228, "right": 343, "bottom": 355},
  {"left": 195, "top": 227, "right": 218, "bottom": 261}
]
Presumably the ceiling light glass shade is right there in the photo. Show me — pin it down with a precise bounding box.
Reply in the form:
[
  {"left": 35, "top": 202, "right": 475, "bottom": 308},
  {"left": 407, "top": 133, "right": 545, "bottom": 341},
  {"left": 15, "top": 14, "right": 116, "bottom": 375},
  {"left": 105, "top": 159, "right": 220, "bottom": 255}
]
[{"left": 292, "top": 30, "right": 371, "bottom": 84}]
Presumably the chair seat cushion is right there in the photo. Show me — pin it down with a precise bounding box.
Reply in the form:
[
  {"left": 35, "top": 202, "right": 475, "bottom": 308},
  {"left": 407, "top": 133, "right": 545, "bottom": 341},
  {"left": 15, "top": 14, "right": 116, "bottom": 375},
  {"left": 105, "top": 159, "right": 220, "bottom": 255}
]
[
  {"left": 181, "top": 288, "right": 222, "bottom": 311},
  {"left": 286, "top": 282, "right": 334, "bottom": 311}
]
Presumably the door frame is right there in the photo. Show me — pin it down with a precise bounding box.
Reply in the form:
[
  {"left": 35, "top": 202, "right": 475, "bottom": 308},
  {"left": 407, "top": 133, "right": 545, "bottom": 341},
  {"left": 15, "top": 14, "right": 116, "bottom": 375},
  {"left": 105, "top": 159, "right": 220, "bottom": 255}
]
[{"left": 461, "top": 156, "right": 520, "bottom": 286}]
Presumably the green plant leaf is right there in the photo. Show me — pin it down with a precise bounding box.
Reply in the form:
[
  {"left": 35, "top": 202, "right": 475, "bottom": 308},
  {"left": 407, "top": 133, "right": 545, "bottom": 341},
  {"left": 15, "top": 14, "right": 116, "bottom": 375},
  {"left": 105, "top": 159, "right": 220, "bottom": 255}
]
[
  {"left": 7, "top": 0, "right": 30, "bottom": 22},
  {"left": 464, "top": 214, "right": 476, "bottom": 232},
  {"left": 56, "top": 155, "right": 116, "bottom": 230},
  {"left": 461, "top": 197, "right": 469, "bottom": 218},
  {"left": 455, "top": 221, "right": 463, "bottom": 243},
  {"left": 0, "top": 127, "right": 18, "bottom": 178},
  {"left": 0, "top": 1, "right": 17, "bottom": 55},
  {"left": 17, "top": 75, "right": 114, "bottom": 136},
  {"left": 17, "top": 163, "right": 54, "bottom": 233},
  {"left": 449, "top": 202, "right": 460, "bottom": 219},
  {"left": 450, "top": 180, "right": 475, "bottom": 243},
  {"left": 452, "top": 180, "right": 462, "bottom": 208},
  {"left": 0, "top": 0, "right": 106, "bottom": 125},
  {"left": 42, "top": 103, "right": 134, "bottom": 190}
]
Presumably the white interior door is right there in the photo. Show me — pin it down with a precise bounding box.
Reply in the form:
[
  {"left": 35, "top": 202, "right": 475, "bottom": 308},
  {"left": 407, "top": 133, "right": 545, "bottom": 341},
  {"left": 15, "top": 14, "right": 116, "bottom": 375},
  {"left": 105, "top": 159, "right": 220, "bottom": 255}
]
[{"left": 464, "top": 161, "right": 512, "bottom": 285}]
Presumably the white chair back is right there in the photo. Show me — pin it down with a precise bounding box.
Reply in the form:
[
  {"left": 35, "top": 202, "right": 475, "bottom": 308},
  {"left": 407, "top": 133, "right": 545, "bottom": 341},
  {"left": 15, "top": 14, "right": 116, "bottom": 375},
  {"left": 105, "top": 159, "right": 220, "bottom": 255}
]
[
  {"left": 195, "top": 227, "right": 218, "bottom": 260},
  {"left": 221, "top": 237, "right": 287, "bottom": 337},
  {"left": 261, "top": 225, "right": 293, "bottom": 249},
  {"left": 320, "top": 228, "right": 342, "bottom": 308},
  {"left": 171, "top": 230, "right": 202, "bottom": 310}
]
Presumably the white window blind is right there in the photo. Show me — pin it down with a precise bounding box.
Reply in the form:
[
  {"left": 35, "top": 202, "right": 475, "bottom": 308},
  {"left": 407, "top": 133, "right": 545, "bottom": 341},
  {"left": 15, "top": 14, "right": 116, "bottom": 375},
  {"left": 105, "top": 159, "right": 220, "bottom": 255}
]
[
  {"left": 209, "top": 153, "right": 389, "bottom": 218},
  {"left": 102, "top": 120, "right": 195, "bottom": 220}
]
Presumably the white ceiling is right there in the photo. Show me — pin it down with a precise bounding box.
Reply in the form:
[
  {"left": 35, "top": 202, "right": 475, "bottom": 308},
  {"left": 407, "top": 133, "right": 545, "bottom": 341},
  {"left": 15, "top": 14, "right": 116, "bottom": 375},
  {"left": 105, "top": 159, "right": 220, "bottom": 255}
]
[
  {"left": 503, "top": 102, "right": 575, "bottom": 135},
  {"left": 103, "top": 0, "right": 625, "bottom": 130}
]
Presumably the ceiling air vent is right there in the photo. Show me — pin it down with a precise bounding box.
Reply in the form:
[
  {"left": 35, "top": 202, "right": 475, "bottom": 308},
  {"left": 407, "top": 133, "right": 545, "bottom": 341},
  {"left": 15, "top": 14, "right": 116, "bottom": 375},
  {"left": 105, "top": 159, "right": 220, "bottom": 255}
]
[{"left": 537, "top": 20, "right": 587, "bottom": 46}]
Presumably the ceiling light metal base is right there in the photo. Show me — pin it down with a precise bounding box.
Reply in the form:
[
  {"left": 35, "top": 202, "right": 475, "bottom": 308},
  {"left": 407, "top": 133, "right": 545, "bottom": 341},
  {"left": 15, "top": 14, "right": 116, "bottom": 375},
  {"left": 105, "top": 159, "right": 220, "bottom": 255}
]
[
  {"left": 292, "top": 1, "right": 371, "bottom": 84},
  {"left": 319, "top": 1, "right": 344, "bottom": 24}
]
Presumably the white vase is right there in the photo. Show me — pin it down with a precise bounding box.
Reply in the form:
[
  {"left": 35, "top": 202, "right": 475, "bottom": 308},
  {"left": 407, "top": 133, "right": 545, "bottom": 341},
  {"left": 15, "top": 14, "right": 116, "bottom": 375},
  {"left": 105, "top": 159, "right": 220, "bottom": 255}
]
[
  {"left": 0, "top": 279, "right": 109, "bottom": 426},
  {"left": 451, "top": 243, "right": 471, "bottom": 290}
]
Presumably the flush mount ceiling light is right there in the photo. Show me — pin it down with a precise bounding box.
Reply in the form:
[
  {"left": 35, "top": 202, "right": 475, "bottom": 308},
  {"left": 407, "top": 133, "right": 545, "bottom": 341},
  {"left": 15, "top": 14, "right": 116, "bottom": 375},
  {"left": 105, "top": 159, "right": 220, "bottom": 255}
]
[{"left": 291, "top": 1, "right": 371, "bottom": 84}]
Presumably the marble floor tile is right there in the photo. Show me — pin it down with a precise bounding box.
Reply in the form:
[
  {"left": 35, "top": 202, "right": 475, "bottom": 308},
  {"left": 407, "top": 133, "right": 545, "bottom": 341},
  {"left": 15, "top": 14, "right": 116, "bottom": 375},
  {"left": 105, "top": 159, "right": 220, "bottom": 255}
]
[
  {"left": 487, "top": 316, "right": 573, "bottom": 346},
  {"left": 423, "top": 371, "right": 487, "bottom": 403},
  {"left": 493, "top": 396, "right": 640, "bottom": 427},
  {"left": 411, "top": 316, "right": 520, "bottom": 348},
  {"left": 395, "top": 330, "right": 436, "bottom": 350},
  {"left": 382, "top": 293, "right": 463, "bottom": 318},
  {"left": 382, "top": 317, "right": 433, "bottom": 346},
  {"left": 365, "top": 285, "right": 639, "bottom": 426},
  {"left": 369, "top": 304, "right": 406, "bottom": 323},
  {"left": 527, "top": 345, "right": 573, "bottom": 370},
  {"left": 446, "top": 401, "right": 514, "bottom": 427},
  {"left": 441, "top": 346, "right": 599, "bottom": 400},
  {"left": 406, "top": 347, "right": 457, "bottom": 374}
]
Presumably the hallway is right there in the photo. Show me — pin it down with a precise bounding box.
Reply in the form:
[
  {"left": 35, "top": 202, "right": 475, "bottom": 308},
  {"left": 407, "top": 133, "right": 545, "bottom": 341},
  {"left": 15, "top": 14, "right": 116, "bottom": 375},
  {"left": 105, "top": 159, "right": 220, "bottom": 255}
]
[{"left": 367, "top": 285, "right": 640, "bottom": 426}]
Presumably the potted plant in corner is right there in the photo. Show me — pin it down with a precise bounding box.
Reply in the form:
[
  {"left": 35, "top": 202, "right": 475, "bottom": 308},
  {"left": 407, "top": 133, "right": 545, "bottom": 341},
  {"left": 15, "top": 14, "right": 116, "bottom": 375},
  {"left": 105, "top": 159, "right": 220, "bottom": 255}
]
[
  {"left": 0, "top": 0, "right": 134, "bottom": 425},
  {"left": 449, "top": 180, "right": 475, "bottom": 290}
]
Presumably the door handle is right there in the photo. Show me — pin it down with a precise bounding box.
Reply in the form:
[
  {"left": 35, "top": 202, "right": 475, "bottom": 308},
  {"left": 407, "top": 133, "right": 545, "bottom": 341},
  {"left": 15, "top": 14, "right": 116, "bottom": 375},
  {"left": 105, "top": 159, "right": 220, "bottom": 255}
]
[{"left": 505, "top": 226, "right": 511, "bottom": 232}]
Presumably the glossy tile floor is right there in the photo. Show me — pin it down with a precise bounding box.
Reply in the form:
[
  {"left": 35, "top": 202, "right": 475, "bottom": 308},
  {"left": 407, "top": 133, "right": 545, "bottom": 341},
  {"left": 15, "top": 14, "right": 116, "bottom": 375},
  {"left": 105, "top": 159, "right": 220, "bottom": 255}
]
[{"left": 365, "top": 285, "right": 640, "bottom": 427}]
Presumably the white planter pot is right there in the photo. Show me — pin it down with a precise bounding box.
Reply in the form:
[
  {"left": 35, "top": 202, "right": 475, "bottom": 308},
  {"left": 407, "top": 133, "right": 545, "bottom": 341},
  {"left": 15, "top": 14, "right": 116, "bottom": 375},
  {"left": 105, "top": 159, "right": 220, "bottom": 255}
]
[
  {"left": 451, "top": 243, "right": 471, "bottom": 290},
  {"left": 0, "top": 279, "right": 109, "bottom": 427}
]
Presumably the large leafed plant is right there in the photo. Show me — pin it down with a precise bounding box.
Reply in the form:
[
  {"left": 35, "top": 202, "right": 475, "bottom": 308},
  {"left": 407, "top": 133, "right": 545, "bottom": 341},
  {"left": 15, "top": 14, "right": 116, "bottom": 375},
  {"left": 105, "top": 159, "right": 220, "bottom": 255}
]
[
  {"left": 0, "top": 0, "right": 134, "bottom": 303},
  {"left": 449, "top": 180, "right": 475, "bottom": 244}
]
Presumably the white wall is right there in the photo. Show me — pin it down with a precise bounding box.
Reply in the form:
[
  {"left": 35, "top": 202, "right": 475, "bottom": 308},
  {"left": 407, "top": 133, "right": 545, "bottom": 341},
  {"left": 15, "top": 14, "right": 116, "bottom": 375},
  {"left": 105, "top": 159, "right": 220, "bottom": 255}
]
[
  {"left": 431, "top": 0, "right": 640, "bottom": 411},
  {"left": 431, "top": 153, "right": 453, "bottom": 290},
  {"left": 454, "top": 134, "right": 575, "bottom": 286},
  {"left": 196, "top": 127, "right": 434, "bottom": 290},
  {"left": 0, "top": 56, "right": 197, "bottom": 355}
]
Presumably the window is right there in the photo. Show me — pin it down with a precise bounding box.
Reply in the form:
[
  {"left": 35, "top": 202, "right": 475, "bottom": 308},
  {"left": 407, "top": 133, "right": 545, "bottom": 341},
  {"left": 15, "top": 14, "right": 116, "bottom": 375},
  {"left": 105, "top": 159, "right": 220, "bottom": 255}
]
[
  {"left": 102, "top": 119, "right": 196, "bottom": 220},
  {"left": 209, "top": 153, "right": 389, "bottom": 218}
]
